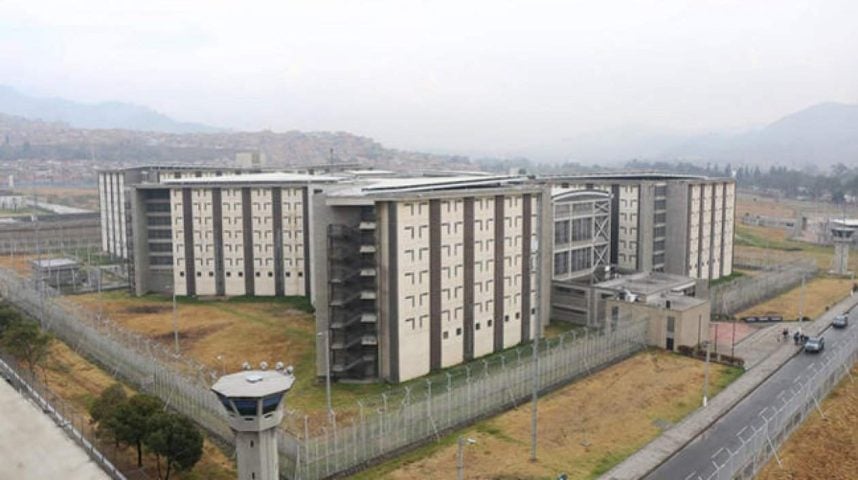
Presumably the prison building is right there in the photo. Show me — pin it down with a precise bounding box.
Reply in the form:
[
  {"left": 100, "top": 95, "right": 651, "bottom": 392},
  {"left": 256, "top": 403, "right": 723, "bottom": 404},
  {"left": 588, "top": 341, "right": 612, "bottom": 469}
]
[
  {"left": 130, "top": 172, "right": 339, "bottom": 297},
  {"left": 98, "top": 166, "right": 256, "bottom": 261},
  {"left": 312, "top": 175, "right": 552, "bottom": 383},
  {"left": 544, "top": 173, "right": 735, "bottom": 281}
]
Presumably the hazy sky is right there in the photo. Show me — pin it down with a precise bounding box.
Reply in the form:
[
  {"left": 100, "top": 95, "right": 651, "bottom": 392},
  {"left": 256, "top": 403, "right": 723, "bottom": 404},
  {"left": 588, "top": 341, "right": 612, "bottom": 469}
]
[{"left": 1, "top": 0, "right": 857, "bottom": 159}]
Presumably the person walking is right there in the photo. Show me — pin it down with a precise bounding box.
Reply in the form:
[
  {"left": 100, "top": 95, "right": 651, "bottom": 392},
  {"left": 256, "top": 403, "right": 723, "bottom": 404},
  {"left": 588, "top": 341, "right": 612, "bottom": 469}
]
[
  {"left": 782, "top": 327, "right": 789, "bottom": 343},
  {"left": 793, "top": 331, "right": 800, "bottom": 346}
]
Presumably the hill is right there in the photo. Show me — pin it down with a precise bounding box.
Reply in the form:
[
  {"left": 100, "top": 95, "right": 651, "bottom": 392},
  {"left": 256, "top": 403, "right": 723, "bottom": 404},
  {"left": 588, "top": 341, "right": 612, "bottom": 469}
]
[{"left": 0, "top": 85, "right": 220, "bottom": 134}]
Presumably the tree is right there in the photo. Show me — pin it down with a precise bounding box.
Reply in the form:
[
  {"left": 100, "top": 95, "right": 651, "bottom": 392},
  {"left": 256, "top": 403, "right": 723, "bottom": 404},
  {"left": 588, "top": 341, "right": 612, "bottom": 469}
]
[
  {"left": 144, "top": 412, "right": 204, "bottom": 480},
  {"left": 89, "top": 383, "right": 127, "bottom": 445},
  {"left": 0, "top": 320, "right": 52, "bottom": 377},
  {"left": 108, "top": 394, "right": 163, "bottom": 467}
]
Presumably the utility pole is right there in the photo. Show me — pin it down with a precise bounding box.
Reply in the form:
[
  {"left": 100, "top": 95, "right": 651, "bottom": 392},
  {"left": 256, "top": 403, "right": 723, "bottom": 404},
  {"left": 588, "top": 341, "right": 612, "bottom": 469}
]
[
  {"left": 703, "top": 339, "right": 711, "bottom": 407},
  {"left": 798, "top": 275, "right": 805, "bottom": 324},
  {"left": 318, "top": 330, "right": 332, "bottom": 422},
  {"left": 456, "top": 437, "right": 476, "bottom": 480},
  {"left": 530, "top": 193, "right": 544, "bottom": 462},
  {"left": 172, "top": 288, "right": 180, "bottom": 354}
]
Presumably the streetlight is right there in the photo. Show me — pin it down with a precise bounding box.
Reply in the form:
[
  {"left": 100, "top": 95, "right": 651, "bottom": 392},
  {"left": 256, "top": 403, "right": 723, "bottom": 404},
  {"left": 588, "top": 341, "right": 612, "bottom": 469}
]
[
  {"left": 702, "top": 340, "right": 711, "bottom": 407},
  {"left": 456, "top": 437, "right": 477, "bottom": 480},
  {"left": 216, "top": 354, "right": 226, "bottom": 376},
  {"left": 317, "top": 330, "right": 332, "bottom": 422},
  {"left": 172, "top": 287, "right": 180, "bottom": 355}
]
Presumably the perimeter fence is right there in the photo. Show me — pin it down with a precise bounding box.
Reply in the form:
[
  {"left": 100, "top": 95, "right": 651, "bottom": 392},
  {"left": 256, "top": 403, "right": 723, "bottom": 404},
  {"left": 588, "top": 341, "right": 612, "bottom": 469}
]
[
  {"left": 0, "top": 266, "right": 649, "bottom": 479},
  {"left": 711, "top": 258, "right": 818, "bottom": 316},
  {"left": 689, "top": 322, "right": 858, "bottom": 480}
]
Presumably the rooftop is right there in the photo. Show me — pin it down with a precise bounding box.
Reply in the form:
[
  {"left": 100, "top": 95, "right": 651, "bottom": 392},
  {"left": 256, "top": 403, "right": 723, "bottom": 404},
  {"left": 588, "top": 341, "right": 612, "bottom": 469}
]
[
  {"left": 31, "top": 258, "right": 79, "bottom": 269},
  {"left": 543, "top": 171, "right": 733, "bottom": 183},
  {"left": 211, "top": 369, "right": 295, "bottom": 398},
  {"left": 160, "top": 172, "right": 343, "bottom": 185},
  {"left": 595, "top": 271, "right": 698, "bottom": 297}
]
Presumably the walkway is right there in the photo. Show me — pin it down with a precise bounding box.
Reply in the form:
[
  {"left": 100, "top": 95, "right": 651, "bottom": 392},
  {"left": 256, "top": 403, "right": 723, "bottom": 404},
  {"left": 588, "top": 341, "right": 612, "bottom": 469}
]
[{"left": 0, "top": 378, "right": 109, "bottom": 480}]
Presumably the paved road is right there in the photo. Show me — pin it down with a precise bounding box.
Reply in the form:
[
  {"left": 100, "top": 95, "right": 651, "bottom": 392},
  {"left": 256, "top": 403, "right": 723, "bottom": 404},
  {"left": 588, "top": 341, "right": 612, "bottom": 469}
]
[
  {"left": 644, "top": 305, "right": 858, "bottom": 480},
  {"left": 0, "top": 378, "right": 110, "bottom": 480}
]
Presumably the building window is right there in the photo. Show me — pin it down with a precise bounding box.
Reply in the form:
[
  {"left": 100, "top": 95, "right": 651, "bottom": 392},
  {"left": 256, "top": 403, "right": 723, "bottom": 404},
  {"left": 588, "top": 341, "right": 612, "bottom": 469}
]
[
  {"left": 475, "top": 322, "right": 481, "bottom": 331},
  {"left": 554, "top": 252, "right": 569, "bottom": 275},
  {"left": 443, "top": 331, "right": 449, "bottom": 340},
  {"left": 488, "top": 319, "right": 493, "bottom": 327},
  {"left": 571, "top": 217, "right": 592, "bottom": 242},
  {"left": 570, "top": 247, "right": 592, "bottom": 272},
  {"left": 554, "top": 220, "right": 570, "bottom": 245},
  {"left": 456, "top": 327, "right": 462, "bottom": 336},
  {"left": 667, "top": 316, "right": 676, "bottom": 334}
]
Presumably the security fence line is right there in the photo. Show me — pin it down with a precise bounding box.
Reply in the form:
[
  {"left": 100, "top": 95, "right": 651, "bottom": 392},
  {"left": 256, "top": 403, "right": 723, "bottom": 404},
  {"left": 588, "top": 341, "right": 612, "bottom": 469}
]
[
  {"left": 0, "top": 355, "right": 131, "bottom": 480},
  {"left": 711, "top": 258, "right": 818, "bottom": 316},
  {"left": 295, "top": 318, "right": 648, "bottom": 479},
  {"left": 0, "top": 269, "right": 240, "bottom": 465},
  {"left": 0, "top": 266, "right": 648, "bottom": 480},
  {"left": 691, "top": 326, "right": 858, "bottom": 480}
]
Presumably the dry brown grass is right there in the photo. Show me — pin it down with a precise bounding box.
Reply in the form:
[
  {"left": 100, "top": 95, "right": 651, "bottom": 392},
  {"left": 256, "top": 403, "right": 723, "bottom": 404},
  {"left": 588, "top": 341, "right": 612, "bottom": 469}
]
[
  {"left": 39, "top": 339, "right": 235, "bottom": 479},
  {"left": 738, "top": 277, "right": 855, "bottom": 321},
  {"left": 756, "top": 365, "right": 858, "bottom": 480},
  {"left": 0, "top": 254, "right": 37, "bottom": 276},
  {"left": 737, "top": 194, "right": 797, "bottom": 219},
  {"left": 357, "top": 350, "right": 738, "bottom": 480}
]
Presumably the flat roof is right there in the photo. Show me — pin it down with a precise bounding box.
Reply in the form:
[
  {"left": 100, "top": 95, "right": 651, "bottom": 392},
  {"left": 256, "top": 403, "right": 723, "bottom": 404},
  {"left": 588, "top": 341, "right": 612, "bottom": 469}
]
[
  {"left": 595, "top": 271, "right": 697, "bottom": 296},
  {"left": 160, "top": 172, "right": 344, "bottom": 185},
  {"left": 31, "top": 258, "right": 79, "bottom": 268},
  {"left": 542, "top": 171, "right": 733, "bottom": 182},
  {"left": 211, "top": 370, "right": 295, "bottom": 398},
  {"left": 552, "top": 187, "right": 611, "bottom": 201}
]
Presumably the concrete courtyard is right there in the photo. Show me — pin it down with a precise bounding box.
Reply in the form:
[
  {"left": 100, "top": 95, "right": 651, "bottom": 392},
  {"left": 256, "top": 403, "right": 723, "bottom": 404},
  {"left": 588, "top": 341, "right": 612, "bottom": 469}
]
[{"left": 0, "top": 378, "right": 109, "bottom": 480}]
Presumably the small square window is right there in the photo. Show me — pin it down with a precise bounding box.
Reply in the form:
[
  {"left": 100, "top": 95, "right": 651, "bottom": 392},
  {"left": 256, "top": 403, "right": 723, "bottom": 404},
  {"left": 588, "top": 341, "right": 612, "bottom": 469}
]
[
  {"left": 255, "top": 271, "right": 261, "bottom": 277},
  {"left": 285, "top": 272, "right": 291, "bottom": 278},
  {"left": 488, "top": 319, "right": 493, "bottom": 327},
  {"left": 196, "top": 271, "right": 202, "bottom": 277},
  {"left": 515, "top": 312, "right": 521, "bottom": 319},
  {"left": 531, "top": 308, "right": 536, "bottom": 315},
  {"left": 238, "top": 271, "right": 244, "bottom": 277},
  {"left": 456, "top": 327, "right": 462, "bottom": 336},
  {"left": 209, "top": 271, "right": 214, "bottom": 277},
  {"left": 475, "top": 322, "right": 481, "bottom": 330},
  {"left": 298, "top": 271, "right": 304, "bottom": 277},
  {"left": 179, "top": 271, "right": 185, "bottom": 277},
  {"left": 226, "top": 271, "right": 231, "bottom": 277},
  {"left": 504, "top": 315, "right": 509, "bottom": 322},
  {"left": 268, "top": 272, "right": 273, "bottom": 277},
  {"left": 443, "top": 331, "right": 449, "bottom": 340}
]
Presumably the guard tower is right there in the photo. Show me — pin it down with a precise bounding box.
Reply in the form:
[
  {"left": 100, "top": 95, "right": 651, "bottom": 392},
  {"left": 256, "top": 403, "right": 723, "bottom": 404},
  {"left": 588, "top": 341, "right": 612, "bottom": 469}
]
[
  {"left": 831, "top": 225, "right": 855, "bottom": 275},
  {"left": 212, "top": 366, "right": 295, "bottom": 480}
]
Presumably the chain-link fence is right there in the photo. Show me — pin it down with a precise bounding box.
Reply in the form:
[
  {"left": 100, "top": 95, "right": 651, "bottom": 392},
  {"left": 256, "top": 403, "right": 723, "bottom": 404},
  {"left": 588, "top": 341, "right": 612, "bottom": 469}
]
[
  {"left": 0, "top": 266, "right": 648, "bottom": 479},
  {"left": 0, "top": 354, "right": 134, "bottom": 479},
  {"left": 687, "top": 325, "right": 858, "bottom": 480},
  {"left": 711, "top": 259, "right": 818, "bottom": 316},
  {"left": 0, "top": 269, "right": 238, "bottom": 463},
  {"left": 295, "top": 318, "right": 648, "bottom": 479}
]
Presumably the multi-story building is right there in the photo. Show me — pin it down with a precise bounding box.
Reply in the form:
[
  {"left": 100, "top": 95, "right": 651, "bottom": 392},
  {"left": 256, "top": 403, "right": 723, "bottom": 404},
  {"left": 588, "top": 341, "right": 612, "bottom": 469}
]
[
  {"left": 313, "top": 175, "right": 552, "bottom": 383},
  {"left": 98, "top": 166, "right": 255, "bottom": 260},
  {"left": 545, "top": 173, "right": 735, "bottom": 281},
  {"left": 130, "top": 172, "right": 339, "bottom": 297}
]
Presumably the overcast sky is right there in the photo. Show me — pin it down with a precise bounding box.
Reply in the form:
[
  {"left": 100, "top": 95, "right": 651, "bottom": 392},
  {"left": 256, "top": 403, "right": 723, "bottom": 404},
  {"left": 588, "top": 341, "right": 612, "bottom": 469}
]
[{"left": 1, "top": 0, "right": 856, "bottom": 159}]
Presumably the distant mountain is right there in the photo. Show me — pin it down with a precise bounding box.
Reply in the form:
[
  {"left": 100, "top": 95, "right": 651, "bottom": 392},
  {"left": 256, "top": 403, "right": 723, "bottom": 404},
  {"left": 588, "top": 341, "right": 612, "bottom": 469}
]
[
  {"left": 554, "top": 102, "right": 858, "bottom": 168},
  {"left": 664, "top": 102, "right": 858, "bottom": 167},
  {"left": 0, "top": 85, "right": 221, "bottom": 133}
]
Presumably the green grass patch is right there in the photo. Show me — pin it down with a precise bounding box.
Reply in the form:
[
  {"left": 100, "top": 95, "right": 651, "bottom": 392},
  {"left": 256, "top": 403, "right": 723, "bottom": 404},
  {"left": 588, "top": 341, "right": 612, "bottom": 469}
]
[{"left": 709, "top": 270, "right": 745, "bottom": 287}]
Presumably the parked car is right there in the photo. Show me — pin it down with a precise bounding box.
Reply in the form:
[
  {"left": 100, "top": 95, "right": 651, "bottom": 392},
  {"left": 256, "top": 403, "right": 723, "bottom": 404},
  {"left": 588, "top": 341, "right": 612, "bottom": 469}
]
[
  {"left": 832, "top": 314, "right": 849, "bottom": 329},
  {"left": 804, "top": 336, "right": 825, "bottom": 353}
]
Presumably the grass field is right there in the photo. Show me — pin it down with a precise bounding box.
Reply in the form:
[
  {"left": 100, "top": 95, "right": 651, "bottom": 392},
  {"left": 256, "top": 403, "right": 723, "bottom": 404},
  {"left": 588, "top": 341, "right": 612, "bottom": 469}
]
[
  {"left": 756, "top": 364, "right": 858, "bottom": 480},
  {"left": 20, "top": 186, "right": 100, "bottom": 211},
  {"left": 737, "top": 276, "right": 855, "bottom": 321},
  {"left": 355, "top": 350, "right": 742, "bottom": 480},
  {"left": 38, "top": 338, "right": 235, "bottom": 479}
]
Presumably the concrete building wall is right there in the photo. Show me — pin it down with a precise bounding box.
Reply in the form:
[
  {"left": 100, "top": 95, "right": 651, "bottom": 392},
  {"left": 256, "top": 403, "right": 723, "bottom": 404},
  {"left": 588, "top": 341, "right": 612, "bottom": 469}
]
[
  {"left": 222, "top": 187, "right": 246, "bottom": 295},
  {"left": 170, "top": 189, "right": 188, "bottom": 296},
  {"left": 607, "top": 299, "right": 710, "bottom": 352},
  {"left": 395, "top": 200, "right": 432, "bottom": 380},
  {"left": 251, "top": 188, "right": 275, "bottom": 296},
  {"left": 471, "top": 196, "right": 496, "bottom": 359},
  {"left": 439, "top": 198, "right": 465, "bottom": 367},
  {"left": 722, "top": 183, "right": 735, "bottom": 276},
  {"left": 617, "top": 184, "right": 640, "bottom": 270}
]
